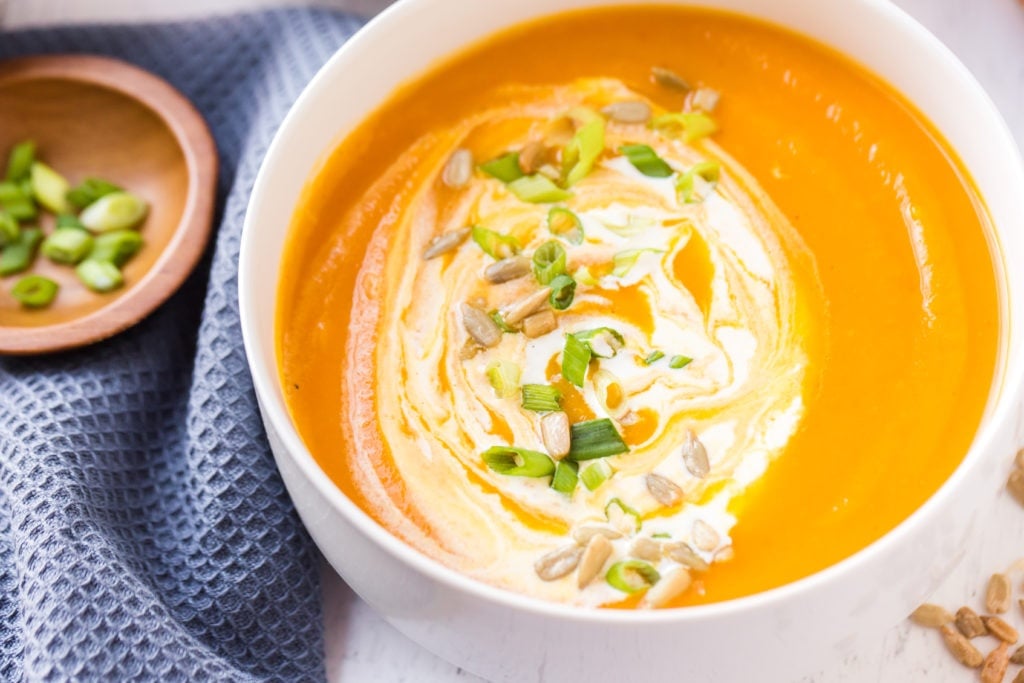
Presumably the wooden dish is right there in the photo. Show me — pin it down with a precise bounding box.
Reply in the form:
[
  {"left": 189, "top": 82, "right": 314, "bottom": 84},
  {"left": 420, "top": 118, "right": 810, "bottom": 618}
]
[{"left": 0, "top": 55, "right": 217, "bottom": 355}]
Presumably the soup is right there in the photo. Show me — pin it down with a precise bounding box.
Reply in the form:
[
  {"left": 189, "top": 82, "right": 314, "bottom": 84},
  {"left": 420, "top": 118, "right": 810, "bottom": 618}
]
[{"left": 277, "top": 7, "right": 998, "bottom": 608}]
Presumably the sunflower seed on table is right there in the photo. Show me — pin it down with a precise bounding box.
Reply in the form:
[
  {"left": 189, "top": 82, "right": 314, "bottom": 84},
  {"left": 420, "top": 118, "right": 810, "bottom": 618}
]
[
  {"left": 645, "top": 472, "right": 683, "bottom": 507},
  {"left": 423, "top": 227, "right": 470, "bottom": 260},
  {"left": 681, "top": 428, "right": 710, "bottom": 478},
  {"left": 663, "top": 541, "right": 710, "bottom": 572},
  {"left": 572, "top": 525, "right": 623, "bottom": 545},
  {"left": 981, "top": 642, "right": 1009, "bottom": 683},
  {"left": 522, "top": 310, "right": 557, "bottom": 338},
  {"left": 577, "top": 534, "right": 613, "bottom": 588},
  {"left": 630, "top": 537, "right": 661, "bottom": 562},
  {"left": 535, "top": 544, "right": 583, "bottom": 581},
  {"left": 540, "top": 411, "right": 571, "bottom": 460},
  {"left": 940, "top": 625, "right": 984, "bottom": 668},
  {"left": 601, "top": 100, "right": 652, "bottom": 124},
  {"left": 484, "top": 256, "right": 531, "bottom": 283},
  {"left": 502, "top": 287, "right": 552, "bottom": 325},
  {"left": 910, "top": 604, "right": 953, "bottom": 628},
  {"left": 642, "top": 567, "right": 691, "bottom": 608},
  {"left": 982, "top": 616, "right": 1019, "bottom": 643},
  {"left": 442, "top": 148, "right": 473, "bottom": 189},
  {"left": 692, "top": 519, "right": 719, "bottom": 552},
  {"left": 956, "top": 606, "right": 988, "bottom": 638},
  {"left": 460, "top": 303, "right": 502, "bottom": 348},
  {"left": 651, "top": 66, "right": 690, "bottom": 91},
  {"left": 518, "top": 141, "right": 548, "bottom": 175},
  {"left": 987, "top": 573, "right": 1012, "bottom": 614}
]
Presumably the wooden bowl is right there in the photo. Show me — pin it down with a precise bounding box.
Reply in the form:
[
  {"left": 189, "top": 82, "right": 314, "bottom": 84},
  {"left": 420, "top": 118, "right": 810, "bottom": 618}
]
[{"left": 0, "top": 55, "right": 217, "bottom": 355}]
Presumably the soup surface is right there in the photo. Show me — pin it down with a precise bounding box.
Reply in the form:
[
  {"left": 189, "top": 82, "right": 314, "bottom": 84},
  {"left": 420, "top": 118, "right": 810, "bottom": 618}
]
[{"left": 277, "top": 7, "right": 998, "bottom": 608}]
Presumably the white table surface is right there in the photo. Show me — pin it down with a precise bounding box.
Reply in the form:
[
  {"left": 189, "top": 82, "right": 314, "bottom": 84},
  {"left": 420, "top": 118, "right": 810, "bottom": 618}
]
[{"left": 3, "top": 1, "right": 1023, "bottom": 681}]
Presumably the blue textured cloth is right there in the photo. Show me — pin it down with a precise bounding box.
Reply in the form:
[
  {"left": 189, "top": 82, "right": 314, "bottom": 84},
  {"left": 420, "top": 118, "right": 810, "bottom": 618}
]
[{"left": 0, "top": 9, "right": 363, "bottom": 681}]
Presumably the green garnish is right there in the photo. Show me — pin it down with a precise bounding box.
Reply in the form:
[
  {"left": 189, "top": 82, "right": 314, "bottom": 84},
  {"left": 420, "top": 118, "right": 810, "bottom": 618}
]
[
  {"left": 0, "top": 227, "right": 42, "bottom": 276},
  {"left": 481, "top": 446, "right": 555, "bottom": 478},
  {"left": 644, "top": 350, "right": 665, "bottom": 365},
  {"left": 56, "top": 213, "right": 87, "bottom": 230},
  {"left": 561, "top": 333, "right": 592, "bottom": 387},
  {"left": 0, "top": 181, "right": 37, "bottom": 221},
  {"left": 6, "top": 141, "right": 36, "bottom": 182},
  {"left": 521, "top": 383, "right": 562, "bottom": 412},
  {"left": 41, "top": 227, "right": 94, "bottom": 265},
  {"left": 668, "top": 355, "right": 693, "bottom": 369},
  {"left": 568, "top": 418, "right": 629, "bottom": 460},
  {"left": 562, "top": 108, "right": 605, "bottom": 186},
  {"left": 574, "top": 265, "right": 598, "bottom": 286},
  {"left": 486, "top": 360, "right": 521, "bottom": 398},
  {"left": 573, "top": 328, "right": 624, "bottom": 359},
  {"left": 676, "top": 161, "right": 721, "bottom": 203},
  {"left": 651, "top": 112, "right": 719, "bottom": 143},
  {"left": 0, "top": 211, "right": 19, "bottom": 247},
  {"left": 471, "top": 225, "right": 521, "bottom": 259},
  {"left": 606, "top": 560, "right": 660, "bottom": 594},
  {"left": 605, "top": 497, "right": 642, "bottom": 532},
  {"left": 580, "top": 460, "right": 613, "bottom": 490},
  {"left": 90, "top": 230, "right": 143, "bottom": 266},
  {"left": 652, "top": 532, "right": 672, "bottom": 539},
  {"left": 551, "top": 460, "right": 579, "bottom": 495},
  {"left": 612, "top": 248, "right": 661, "bottom": 278},
  {"left": 479, "top": 152, "right": 524, "bottom": 183},
  {"left": 488, "top": 309, "right": 516, "bottom": 334},
  {"left": 548, "top": 274, "right": 576, "bottom": 311},
  {"left": 619, "top": 144, "right": 673, "bottom": 178},
  {"left": 75, "top": 259, "right": 123, "bottom": 293},
  {"left": 547, "top": 207, "right": 584, "bottom": 245},
  {"left": 532, "top": 241, "right": 567, "bottom": 285},
  {"left": 10, "top": 274, "right": 58, "bottom": 308},
  {"left": 30, "top": 162, "right": 71, "bottom": 214},
  {"left": 66, "top": 177, "right": 122, "bottom": 210},
  {"left": 602, "top": 214, "right": 656, "bottom": 238},
  {"left": 507, "top": 175, "right": 572, "bottom": 203},
  {"left": 80, "top": 191, "right": 148, "bottom": 232}
]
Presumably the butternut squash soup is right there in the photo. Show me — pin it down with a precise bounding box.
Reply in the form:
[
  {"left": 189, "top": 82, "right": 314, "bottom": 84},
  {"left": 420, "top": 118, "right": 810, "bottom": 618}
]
[{"left": 277, "top": 7, "right": 998, "bottom": 609}]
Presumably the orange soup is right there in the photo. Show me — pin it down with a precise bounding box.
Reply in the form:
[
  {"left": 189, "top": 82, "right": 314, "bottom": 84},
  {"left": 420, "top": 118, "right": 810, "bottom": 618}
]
[{"left": 277, "top": 7, "right": 998, "bottom": 608}]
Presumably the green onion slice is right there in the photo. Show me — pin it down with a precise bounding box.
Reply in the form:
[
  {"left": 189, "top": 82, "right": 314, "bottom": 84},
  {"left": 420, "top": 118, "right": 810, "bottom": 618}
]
[
  {"left": 619, "top": 144, "right": 673, "bottom": 178},
  {"left": 602, "top": 214, "right": 657, "bottom": 238},
  {"left": 676, "top": 160, "right": 721, "bottom": 204},
  {"left": 580, "top": 460, "right": 613, "bottom": 491},
  {"left": 80, "top": 191, "right": 149, "bottom": 233},
  {"left": 488, "top": 309, "right": 516, "bottom": 333},
  {"left": 532, "top": 241, "right": 567, "bottom": 285},
  {"left": 5, "top": 141, "right": 36, "bottom": 183},
  {"left": 547, "top": 207, "right": 584, "bottom": 245},
  {"left": 30, "top": 162, "right": 71, "bottom": 214},
  {"left": 562, "top": 108, "right": 605, "bottom": 186},
  {"left": 486, "top": 360, "right": 521, "bottom": 398},
  {"left": 612, "top": 248, "right": 662, "bottom": 278},
  {"left": 67, "top": 177, "right": 123, "bottom": 210},
  {"left": 90, "top": 230, "right": 143, "bottom": 266},
  {"left": 471, "top": 225, "right": 521, "bottom": 259},
  {"left": 0, "top": 211, "right": 19, "bottom": 247},
  {"left": 568, "top": 418, "right": 629, "bottom": 460},
  {"left": 668, "top": 355, "right": 693, "bottom": 369},
  {"left": 41, "top": 227, "right": 94, "bottom": 265},
  {"left": 521, "top": 383, "right": 562, "bottom": 412},
  {"left": 606, "top": 560, "right": 661, "bottom": 594},
  {"left": 551, "top": 460, "right": 579, "bottom": 495},
  {"left": 11, "top": 274, "right": 58, "bottom": 308},
  {"left": 507, "top": 175, "right": 572, "bottom": 204},
  {"left": 574, "top": 265, "right": 599, "bottom": 286},
  {"left": 55, "top": 213, "right": 86, "bottom": 230},
  {"left": 548, "top": 274, "right": 576, "bottom": 311},
  {"left": 0, "top": 227, "right": 42, "bottom": 277},
  {"left": 644, "top": 350, "right": 665, "bottom": 365},
  {"left": 561, "top": 333, "right": 591, "bottom": 387},
  {"left": 481, "top": 446, "right": 555, "bottom": 478},
  {"left": 479, "top": 152, "right": 524, "bottom": 183},
  {"left": 651, "top": 112, "right": 719, "bottom": 143},
  {"left": 572, "top": 327, "right": 624, "bottom": 359},
  {"left": 75, "top": 259, "right": 123, "bottom": 293},
  {"left": 605, "top": 497, "right": 642, "bottom": 532}
]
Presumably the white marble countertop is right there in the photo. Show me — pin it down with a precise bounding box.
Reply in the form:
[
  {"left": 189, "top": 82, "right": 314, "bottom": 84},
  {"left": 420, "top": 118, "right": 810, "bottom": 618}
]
[{"left": 3, "top": 1, "right": 1023, "bottom": 681}]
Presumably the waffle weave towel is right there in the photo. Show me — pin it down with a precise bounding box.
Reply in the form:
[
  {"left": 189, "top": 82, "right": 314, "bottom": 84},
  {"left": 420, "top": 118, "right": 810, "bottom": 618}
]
[{"left": 0, "top": 9, "right": 363, "bottom": 681}]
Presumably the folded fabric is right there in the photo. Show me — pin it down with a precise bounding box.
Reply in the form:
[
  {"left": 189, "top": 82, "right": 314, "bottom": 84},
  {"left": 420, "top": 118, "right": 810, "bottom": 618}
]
[{"left": 0, "top": 9, "right": 363, "bottom": 681}]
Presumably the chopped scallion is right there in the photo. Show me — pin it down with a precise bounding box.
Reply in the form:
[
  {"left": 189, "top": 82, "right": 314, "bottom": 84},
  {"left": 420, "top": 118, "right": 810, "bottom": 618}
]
[
  {"left": 676, "top": 160, "right": 721, "bottom": 203},
  {"left": 0, "top": 227, "right": 42, "bottom": 276},
  {"left": 548, "top": 274, "right": 576, "bottom": 311},
  {"left": 551, "top": 460, "right": 579, "bottom": 495},
  {"left": 651, "top": 112, "right": 718, "bottom": 143},
  {"left": 30, "top": 162, "right": 71, "bottom": 214},
  {"left": 562, "top": 109, "right": 605, "bottom": 186},
  {"left": 612, "top": 248, "right": 661, "bottom": 278},
  {"left": 605, "top": 497, "right": 642, "bottom": 532},
  {"left": 606, "top": 560, "right": 660, "bottom": 594},
  {"left": 547, "top": 207, "right": 584, "bottom": 245},
  {"left": 0, "top": 211, "right": 19, "bottom": 247},
  {"left": 574, "top": 265, "right": 598, "bottom": 286},
  {"left": 668, "top": 355, "right": 693, "bottom": 369},
  {"left": 41, "top": 227, "right": 94, "bottom": 265},
  {"left": 75, "top": 258, "right": 123, "bottom": 293},
  {"left": 79, "top": 191, "right": 148, "bottom": 232},
  {"left": 90, "top": 230, "right": 143, "bottom": 266},
  {"left": 521, "top": 383, "right": 562, "bottom": 412},
  {"left": 55, "top": 213, "right": 87, "bottom": 230},
  {"left": 573, "top": 328, "right": 624, "bottom": 359},
  {"left": 481, "top": 446, "right": 555, "bottom": 478},
  {"left": 580, "top": 460, "right": 612, "bottom": 490},
  {"left": 532, "top": 241, "right": 567, "bottom": 285},
  {"left": 644, "top": 350, "right": 665, "bottom": 365},
  {"left": 5, "top": 141, "right": 36, "bottom": 182},
  {"left": 568, "top": 418, "right": 629, "bottom": 460},
  {"left": 479, "top": 152, "right": 524, "bottom": 183},
  {"left": 561, "top": 333, "right": 591, "bottom": 387},
  {"left": 11, "top": 274, "right": 58, "bottom": 308},
  {"left": 619, "top": 143, "right": 673, "bottom": 178},
  {"left": 507, "top": 175, "right": 572, "bottom": 203},
  {"left": 486, "top": 360, "right": 521, "bottom": 398},
  {"left": 488, "top": 309, "right": 516, "bottom": 334},
  {"left": 471, "top": 225, "right": 521, "bottom": 259},
  {"left": 66, "top": 177, "right": 122, "bottom": 210}
]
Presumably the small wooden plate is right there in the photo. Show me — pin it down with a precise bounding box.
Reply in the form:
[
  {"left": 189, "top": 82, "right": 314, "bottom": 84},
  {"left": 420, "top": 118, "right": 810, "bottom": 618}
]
[{"left": 0, "top": 55, "right": 217, "bottom": 355}]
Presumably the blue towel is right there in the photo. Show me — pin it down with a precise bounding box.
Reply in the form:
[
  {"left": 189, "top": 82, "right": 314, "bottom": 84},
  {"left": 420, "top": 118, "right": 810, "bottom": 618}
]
[{"left": 0, "top": 9, "right": 364, "bottom": 681}]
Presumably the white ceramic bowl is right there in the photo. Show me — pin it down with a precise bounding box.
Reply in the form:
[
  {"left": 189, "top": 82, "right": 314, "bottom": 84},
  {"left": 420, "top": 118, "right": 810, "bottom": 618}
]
[{"left": 240, "top": 1, "right": 1024, "bottom": 680}]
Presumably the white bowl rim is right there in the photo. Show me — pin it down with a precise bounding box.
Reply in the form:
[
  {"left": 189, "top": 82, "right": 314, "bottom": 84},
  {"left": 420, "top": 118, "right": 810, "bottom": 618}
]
[{"left": 239, "top": 0, "right": 1024, "bottom": 624}]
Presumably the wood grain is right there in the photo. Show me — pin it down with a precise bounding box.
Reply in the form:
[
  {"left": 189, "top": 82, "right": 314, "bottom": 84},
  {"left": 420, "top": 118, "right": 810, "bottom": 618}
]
[{"left": 0, "top": 55, "right": 218, "bottom": 354}]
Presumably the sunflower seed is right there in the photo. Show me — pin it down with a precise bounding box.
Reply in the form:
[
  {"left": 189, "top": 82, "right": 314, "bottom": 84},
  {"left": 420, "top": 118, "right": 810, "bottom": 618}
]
[
  {"left": 442, "top": 148, "right": 473, "bottom": 189},
  {"left": 460, "top": 303, "right": 501, "bottom": 348},
  {"left": 424, "top": 227, "right": 470, "bottom": 260},
  {"left": 714, "top": 546, "right": 735, "bottom": 563},
  {"left": 1014, "top": 668, "right": 1024, "bottom": 683},
  {"left": 663, "top": 541, "right": 710, "bottom": 572},
  {"left": 1016, "top": 447, "right": 1024, "bottom": 470},
  {"left": 534, "top": 544, "right": 583, "bottom": 581},
  {"left": 484, "top": 256, "right": 531, "bottom": 284},
  {"left": 540, "top": 411, "right": 571, "bottom": 460},
  {"left": 982, "top": 616, "right": 1018, "bottom": 643},
  {"left": 940, "top": 625, "right": 984, "bottom": 668},
  {"left": 956, "top": 606, "right": 988, "bottom": 638},
  {"left": 630, "top": 537, "right": 662, "bottom": 562},
  {"left": 691, "top": 87, "right": 721, "bottom": 113},
  {"left": 518, "top": 141, "right": 548, "bottom": 175},
  {"left": 910, "top": 603, "right": 953, "bottom": 628},
  {"left": 692, "top": 520, "right": 720, "bottom": 552},
  {"left": 681, "top": 429, "right": 710, "bottom": 478},
  {"left": 601, "top": 100, "right": 652, "bottom": 124},
  {"left": 981, "top": 642, "right": 1009, "bottom": 683},
  {"left": 651, "top": 66, "right": 690, "bottom": 91},
  {"left": 572, "top": 525, "right": 623, "bottom": 545},
  {"left": 502, "top": 288, "right": 551, "bottom": 325},
  {"left": 1007, "top": 470, "right": 1024, "bottom": 507},
  {"left": 577, "top": 534, "right": 613, "bottom": 588},
  {"left": 987, "top": 573, "right": 1012, "bottom": 614},
  {"left": 642, "top": 567, "right": 691, "bottom": 608},
  {"left": 1009, "top": 644, "right": 1024, "bottom": 665},
  {"left": 522, "top": 310, "right": 557, "bottom": 338},
  {"left": 645, "top": 473, "right": 683, "bottom": 507}
]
